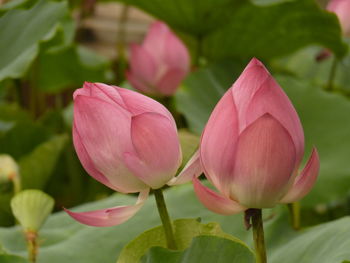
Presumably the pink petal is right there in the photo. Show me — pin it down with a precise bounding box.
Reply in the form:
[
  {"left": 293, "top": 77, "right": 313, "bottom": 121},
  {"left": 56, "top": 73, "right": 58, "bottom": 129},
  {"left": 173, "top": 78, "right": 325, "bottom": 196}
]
[
  {"left": 163, "top": 32, "right": 190, "bottom": 72},
  {"left": 74, "top": 82, "right": 127, "bottom": 109},
  {"left": 116, "top": 87, "right": 175, "bottom": 123},
  {"left": 155, "top": 68, "right": 187, "bottom": 96},
  {"left": 231, "top": 58, "right": 271, "bottom": 132},
  {"left": 65, "top": 190, "right": 149, "bottom": 227},
  {"left": 125, "top": 112, "right": 181, "bottom": 189},
  {"left": 193, "top": 177, "right": 246, "bottom": 215},
  {"left": 231, "top": 114, "right": 296, "bottom": 208},
  {"left": 168, "top": 150, "right": 202, "bottom": 186},
  {"left": 74, "top": 95, "right": 147, "bottom": 193},
  {"left": 73, "top": 124, "right": 121, "bottom": 192},
  {"left": 280, "top": 148, "right": 320, "bottom": 203},
  {"left": 327, "top": 0, "right": 350, "bottom": 36},
  {"left": 143, "top": 21, "right": 169, "bottom": 63},
  {"left": 200, "top": 89, "right": 239, "bottom": 197},
  {"left": 129, "top": 44, "right": 157, "bottom": 85},
  {"left": 245, "top": 75, "right": 304, "bottom": 165}
]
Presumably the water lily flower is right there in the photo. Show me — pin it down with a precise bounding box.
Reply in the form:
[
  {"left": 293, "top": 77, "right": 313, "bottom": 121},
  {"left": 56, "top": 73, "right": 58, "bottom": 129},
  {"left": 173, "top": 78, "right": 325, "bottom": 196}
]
[
  {"left": 65, "top": 82, "right": 182, "bottom": 226},
  {"left": 327, "top": 0, "right": 350, "bottom": 37},
  {"left": 175, "top": 58, "right": 320, "bottom": 215},
  {"left": 126, "top": 21, "right": 190, "bottom": 96}
]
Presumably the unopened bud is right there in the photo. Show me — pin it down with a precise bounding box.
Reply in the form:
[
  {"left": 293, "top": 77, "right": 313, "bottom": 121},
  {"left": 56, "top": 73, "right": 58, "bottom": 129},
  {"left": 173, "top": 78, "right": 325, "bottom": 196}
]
[{"left": 11, "top": 190, "right": 54, "bottom": 232}]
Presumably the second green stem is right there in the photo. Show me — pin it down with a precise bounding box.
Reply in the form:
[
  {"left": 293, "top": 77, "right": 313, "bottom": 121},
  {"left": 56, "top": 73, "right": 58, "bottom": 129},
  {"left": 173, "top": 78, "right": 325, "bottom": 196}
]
[
  {"left": 154, "top": 188, "right": 177, "bottom": 250},
  {"left": 326, "top": 57, "right": 338, "bottom": 91},
  {"left": 251, "top": 209, "right": 267, "bottom": 263}
]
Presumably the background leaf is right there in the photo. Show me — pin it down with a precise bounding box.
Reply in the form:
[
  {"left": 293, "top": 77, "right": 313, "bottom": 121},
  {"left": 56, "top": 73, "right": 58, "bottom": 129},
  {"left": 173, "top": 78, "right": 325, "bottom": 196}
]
[
  {"left": 117, "top": 0, "right": 347, "bottom": 61},
  {"left": 118, "top": 219, "right": 249, "bottom": 263},
  {"left": 0, "top": 0, "right": 67, "bottom": 81},
  {"left": 36, "top": 45, "right": 112, "bottom": 93},
  {"left": 19, "top": 134, "right": 68, "bottom": 189},
  {"left": 141, "top": 236, "right": 255, "bottom": 263}
]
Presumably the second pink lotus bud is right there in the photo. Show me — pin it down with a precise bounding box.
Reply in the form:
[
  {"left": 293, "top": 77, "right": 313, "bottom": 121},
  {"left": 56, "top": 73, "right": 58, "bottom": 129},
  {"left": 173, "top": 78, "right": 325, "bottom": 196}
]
[
  {"left": 178, "top": 58, "right": 320, "bottom": 215},
  {"left": 127, "top": 21, "right": 190, "bottom": 96}
]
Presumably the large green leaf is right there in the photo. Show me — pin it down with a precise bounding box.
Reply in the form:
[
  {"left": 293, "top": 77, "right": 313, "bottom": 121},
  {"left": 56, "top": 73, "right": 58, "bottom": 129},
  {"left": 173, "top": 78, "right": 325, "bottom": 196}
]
[
  {"left": 202, "top": 0, "right": 347, "bottom": 61},
  {"left": 0, "top": 184, "right": 279, "bottom": 263},
  {"left": 118, "top": 219, "right": 249, "bottom": 263},
  {"left": 118, "top": 0, "right": 347, "bottom": 60},
  {"left": 141, "top": 236, "right": 255, "bottom": 263},
  {"left": 0, "top": 0, "right": 67, "bottom": 81},
  {"left": 176, "top": 63, "right": 350, "bottom": 207},
  {"left": 269, "top": 217, "right": 350, "bottom": 263},
  {"left": 19, "top": 134, "right": 68, "bottom": 189},
  {"left": 0, "top": 183, "right": 349, "bottom": 263}
]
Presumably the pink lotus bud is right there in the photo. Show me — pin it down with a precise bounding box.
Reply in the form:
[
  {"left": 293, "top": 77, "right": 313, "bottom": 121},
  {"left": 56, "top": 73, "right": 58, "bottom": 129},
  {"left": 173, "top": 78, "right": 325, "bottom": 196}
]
[
  {"left": 65, "top": 82, "right": 182, "bottom": 227},
  {"left": 327, "top": 0, "right": 350, "bottom": 37},
  {"left": 126, "top": 21, "right": 190, "bottom": 96},
  {"left": 180, "top": 58, "right": 320, "bottom": 214}
]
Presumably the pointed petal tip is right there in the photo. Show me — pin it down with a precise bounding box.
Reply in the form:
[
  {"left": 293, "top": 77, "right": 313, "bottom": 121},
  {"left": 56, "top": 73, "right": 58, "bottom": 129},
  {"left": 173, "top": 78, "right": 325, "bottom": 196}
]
[
  {"left": 64, "top": 190, "right": 149, "bottom": 227},
  {"left": 193, "top": 177, "right": 246, "bottom": 215},
  {"left": 168, "top": 150, "right": 202, "bottom": 186},
  {"left": 280, "top": 147, "right": 320, "bottom": 204},
  {"left": 83, "top": 81, "right": 93, "bottom": 87},
  {"left": 244, "top": 57, "right": 269, "bottom": 75},
  {"left": 249, "top": 57, "right": 263, "bottom": 66}
]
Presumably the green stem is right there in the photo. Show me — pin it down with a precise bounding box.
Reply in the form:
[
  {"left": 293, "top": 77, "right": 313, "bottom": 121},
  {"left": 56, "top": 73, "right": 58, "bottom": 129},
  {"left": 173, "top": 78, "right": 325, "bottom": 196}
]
[
  {"left": 251, "top": 209, "right": 267, "bottom": 263},
  {"left": 326, "top": 57, "right": 338, "bottom": 91},
  {"left": 25, "top": 230, "right": 38, "bottom": 263},
  {"left": 12, "top": 175, "right": 21, "bottom": 195},
  {"left": 287, "top": 202, "right": 300, "bottom": 230},
  {"left": 153, "top": 188, "right": 177, "bottom": 250}
]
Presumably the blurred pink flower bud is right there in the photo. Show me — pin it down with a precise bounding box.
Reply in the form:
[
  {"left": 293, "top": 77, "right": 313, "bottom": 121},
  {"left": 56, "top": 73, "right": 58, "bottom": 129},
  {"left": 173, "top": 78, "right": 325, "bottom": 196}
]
[
  {"left": 126, "top": 21, "right": 190, "bottom": 96},
  {"left": 65, "top": 82, "right": 182, "bottom": 226},
  {"left": 327, "top": 0, "right": 350, "bottom": 36},
  {"left": 177, "top": 58, "right": 320, "bottom": 215}
]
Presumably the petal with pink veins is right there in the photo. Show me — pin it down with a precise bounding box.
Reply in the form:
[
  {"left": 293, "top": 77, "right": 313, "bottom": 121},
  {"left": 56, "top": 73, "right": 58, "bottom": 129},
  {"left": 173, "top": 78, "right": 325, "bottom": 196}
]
[
  {"left": 231, "top": 114, "right": 296, "bottom": 208},
  {"left": 73, "top": 124, "right": 123, "bottom": 192},
  {"left": 74, "top": 95, "right": 147, "bottom": 193},
  {"left": 200, "top": 89, "right": 239, "bottom": 197},
  {"left": 193, "top": 177, "right": 246, "bottom": 215},
  {"left": 280, "top": 148, "right": 320, "bottom": 203},
  {"left": 231, "top": 58, "right": 271, "bottom": 131},
  {"left": 168, "top": 150, "right": 202, "bottom": 186},
  {"left": 65, "top": 189, "right": 149, "bottom": 227},
  {"left": 245, "top": 76, "right": 304, "bottom": 165},
  {"left": 78, "top": 82, "right": 125, "bottom": 108},
  {"left": 126, "top": 112, "right": 181, "bottom": 189},
  {"left": 116, "top": 87, "right": 175, "bottom": 123}
]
